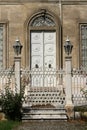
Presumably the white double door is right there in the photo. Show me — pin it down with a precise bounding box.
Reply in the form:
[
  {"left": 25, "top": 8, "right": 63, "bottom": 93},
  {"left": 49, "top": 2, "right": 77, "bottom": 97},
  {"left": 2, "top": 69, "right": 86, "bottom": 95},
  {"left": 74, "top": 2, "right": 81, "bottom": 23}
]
[{"left": 31, "top": 31, "right": 56, "bottom": 87}]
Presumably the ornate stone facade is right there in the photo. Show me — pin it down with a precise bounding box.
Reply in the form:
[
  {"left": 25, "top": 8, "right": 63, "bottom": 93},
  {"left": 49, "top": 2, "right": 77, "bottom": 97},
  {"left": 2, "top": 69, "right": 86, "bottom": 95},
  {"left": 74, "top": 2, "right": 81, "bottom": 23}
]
[{"left": 0, "top": 0, "right": 87, "bottom": 69}]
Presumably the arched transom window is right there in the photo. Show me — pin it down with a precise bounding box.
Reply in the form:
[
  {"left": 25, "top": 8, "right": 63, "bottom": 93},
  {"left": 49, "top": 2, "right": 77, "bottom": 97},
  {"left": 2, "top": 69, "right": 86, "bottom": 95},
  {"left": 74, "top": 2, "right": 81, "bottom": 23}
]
[{"left": 30, "top": 15, "right": 55, "bottom": 27}]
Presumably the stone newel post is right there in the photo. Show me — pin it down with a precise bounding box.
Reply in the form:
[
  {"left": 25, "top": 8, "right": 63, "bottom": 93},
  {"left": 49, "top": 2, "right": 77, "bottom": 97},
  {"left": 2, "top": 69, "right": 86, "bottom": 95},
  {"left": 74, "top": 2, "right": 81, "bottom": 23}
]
[
  {"left": 14, "top": 56, "right": 21, "bottom": 93},
  {"left": 13, "top": 39, "right": 23, "bottom": 93},
  {"left": 65, "top": 56, "right": 74, "bottom": 119},
  {"left": 64, "top": 37, "right": 74, "bottom": 119},
  {"left": 65, "top": 56, "right": 72, "bottom": 105}
]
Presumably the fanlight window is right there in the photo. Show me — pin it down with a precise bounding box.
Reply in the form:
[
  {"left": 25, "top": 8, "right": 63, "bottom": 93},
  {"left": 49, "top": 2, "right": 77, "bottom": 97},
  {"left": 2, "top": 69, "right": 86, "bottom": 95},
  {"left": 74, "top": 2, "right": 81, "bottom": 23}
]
[{"left": 30, "top": 16, "right": 55, "bottom": 27}]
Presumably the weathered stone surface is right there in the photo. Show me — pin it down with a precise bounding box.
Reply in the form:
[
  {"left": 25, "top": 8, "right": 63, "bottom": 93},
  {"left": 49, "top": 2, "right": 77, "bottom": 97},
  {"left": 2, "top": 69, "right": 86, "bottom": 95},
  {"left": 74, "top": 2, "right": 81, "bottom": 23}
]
[
  {"left": 13, "top": 120, "right": 87, "bottom": 130},
  {"left": 0, "top": 0, "right": 86, "bottom": 68}
]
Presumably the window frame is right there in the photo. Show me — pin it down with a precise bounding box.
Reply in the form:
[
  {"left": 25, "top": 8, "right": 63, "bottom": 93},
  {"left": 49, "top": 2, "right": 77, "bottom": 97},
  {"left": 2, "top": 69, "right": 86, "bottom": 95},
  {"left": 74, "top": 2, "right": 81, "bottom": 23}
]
[
  {"left": 0, "top": 21, "right": 8, "bottom": 69},
  {"left": 80, "top": 23, "right": 87, "bottom": 69}
]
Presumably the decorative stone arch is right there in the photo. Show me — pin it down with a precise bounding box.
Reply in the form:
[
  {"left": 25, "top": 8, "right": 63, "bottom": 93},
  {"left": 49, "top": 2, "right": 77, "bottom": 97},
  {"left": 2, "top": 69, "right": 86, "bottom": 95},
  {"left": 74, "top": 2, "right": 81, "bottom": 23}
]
[
  {"left": 29, "top": 9, "right": 56, "bottom": 27},
  {"left": 25, "top": 9, "right": 61, "bottom": 68}
]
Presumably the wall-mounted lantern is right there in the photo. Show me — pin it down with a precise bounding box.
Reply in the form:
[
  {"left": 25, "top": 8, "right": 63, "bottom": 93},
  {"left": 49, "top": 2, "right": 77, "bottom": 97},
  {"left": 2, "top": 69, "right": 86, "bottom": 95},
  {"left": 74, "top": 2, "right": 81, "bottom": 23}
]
[
  {"left": 64, "top": 37, "right": 73, "bottom": 55},
  {"left": 13, "top": 39, "right": 23, "bottom": 56}
]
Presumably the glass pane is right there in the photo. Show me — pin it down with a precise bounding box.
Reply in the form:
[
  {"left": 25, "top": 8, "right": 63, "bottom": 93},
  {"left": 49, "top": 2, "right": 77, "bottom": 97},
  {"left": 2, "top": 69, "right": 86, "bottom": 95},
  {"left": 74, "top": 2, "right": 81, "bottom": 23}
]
[
  {"left": 0, "top": 26, "right": 3, "bottom": 69},
  {"left": 81, "top": 25, "right": 87, "bottom": 69}
]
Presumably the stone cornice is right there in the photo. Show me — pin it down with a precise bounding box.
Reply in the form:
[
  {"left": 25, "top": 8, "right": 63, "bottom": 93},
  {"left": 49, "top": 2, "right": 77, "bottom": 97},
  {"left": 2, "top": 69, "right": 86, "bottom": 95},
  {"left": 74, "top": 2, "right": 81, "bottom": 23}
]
[
  {"left": 62, "top": 0, "right": 87, "bottom": 5},
  {"left": 0, "top": 0, "right": 87, "bottom": 5}
]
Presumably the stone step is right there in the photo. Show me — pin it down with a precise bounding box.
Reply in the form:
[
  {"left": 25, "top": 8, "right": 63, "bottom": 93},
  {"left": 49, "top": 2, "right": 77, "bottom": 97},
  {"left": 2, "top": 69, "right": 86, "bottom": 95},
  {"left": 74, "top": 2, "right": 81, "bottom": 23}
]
[
  {"left": 23, "top": 109, "right": 66, "bottom": 115},
  {"left": 23, "top": 107, "right": 65, "bottom": 111},
  {"left": 22, "top": 114, "right": 67, "bottom": 120},
  {"left": 22, "top": 107, "right": 67, "bottom": 120}
]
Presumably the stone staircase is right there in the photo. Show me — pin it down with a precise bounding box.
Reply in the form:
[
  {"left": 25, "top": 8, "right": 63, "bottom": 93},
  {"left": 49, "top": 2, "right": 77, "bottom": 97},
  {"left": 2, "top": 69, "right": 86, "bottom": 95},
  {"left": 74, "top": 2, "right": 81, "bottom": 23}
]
[{"left": 22, "top": 107, "right": 67, "bottom": 121}]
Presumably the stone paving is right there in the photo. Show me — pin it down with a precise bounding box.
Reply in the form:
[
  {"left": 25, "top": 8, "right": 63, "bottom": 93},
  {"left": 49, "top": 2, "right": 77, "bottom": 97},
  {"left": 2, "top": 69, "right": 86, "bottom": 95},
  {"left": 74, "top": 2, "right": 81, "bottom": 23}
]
[{"left": 13, "top": 120, "right": 87, "bottom": 130}]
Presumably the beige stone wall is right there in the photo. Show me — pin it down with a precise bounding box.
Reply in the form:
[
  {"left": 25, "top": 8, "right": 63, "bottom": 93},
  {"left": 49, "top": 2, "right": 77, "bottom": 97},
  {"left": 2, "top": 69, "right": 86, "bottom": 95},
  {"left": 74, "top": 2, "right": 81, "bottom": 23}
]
[
  {"left": 0, "top": 0, "right": 87, "bottom": 68},
  {"left": 0, "top": 2, "right": 59, "bottom": 67},
  {"left": 63, "top": 4, "right": 87, "bottom": 68}
]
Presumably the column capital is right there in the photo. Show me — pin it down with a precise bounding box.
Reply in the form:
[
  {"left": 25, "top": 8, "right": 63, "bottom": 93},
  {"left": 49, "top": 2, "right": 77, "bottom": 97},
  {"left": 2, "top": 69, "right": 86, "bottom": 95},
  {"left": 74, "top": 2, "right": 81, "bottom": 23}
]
[
  {"left": 65, "top": 56, "right": 72, "bottom": 60},
  {"left": 14, "top": 56, "right": 21, "bottom": 61}
]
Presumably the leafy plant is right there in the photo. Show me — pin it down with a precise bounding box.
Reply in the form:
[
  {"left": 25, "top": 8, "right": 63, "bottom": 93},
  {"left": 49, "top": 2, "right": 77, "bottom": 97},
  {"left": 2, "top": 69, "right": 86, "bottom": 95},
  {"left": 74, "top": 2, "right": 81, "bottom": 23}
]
[
  {"left": 0, "top": 120, "right": 20, "bottom": 130},
  {"left": 0, "top": 66, "right": 29, "bottom": 121},
  {"left": 74, "top": 105, "right": 87, "bottom": 112},
  {"left": 81, "top": 87, "right": 87, "bottom": 97},
  {"left": 0, "top": 85, "right": 25, "bottom": 121}
]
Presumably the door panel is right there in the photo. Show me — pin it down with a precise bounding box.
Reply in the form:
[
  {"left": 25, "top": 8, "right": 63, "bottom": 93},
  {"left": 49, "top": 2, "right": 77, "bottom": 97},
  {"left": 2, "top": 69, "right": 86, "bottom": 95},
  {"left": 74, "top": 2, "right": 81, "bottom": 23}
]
[
  {"left": 44, "top": 56, "right": 55, "bottom": 68},
  {"left": 31, "top": 31, "right": 56, "bottom": 87},
  {"left": 44, "top": 32, "right": 56, "bottom": 68},
  {"left": 31, "top": 32, "right": 43, "bottom": 68},
  {"left": 44, "top": 32, "right": 56, "bottom": 86}
]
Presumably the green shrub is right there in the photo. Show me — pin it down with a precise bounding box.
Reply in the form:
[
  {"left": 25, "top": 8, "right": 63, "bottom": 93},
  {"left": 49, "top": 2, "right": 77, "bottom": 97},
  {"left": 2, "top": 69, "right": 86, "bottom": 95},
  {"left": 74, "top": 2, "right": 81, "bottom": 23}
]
[
  {"left": 74, "top": 105, "right": 87, "bottom": 112},
  {"left": 81, "top": 88, "right": 87, "bottom": 99},
  {"left": 0, "top": 86, "right": 25, "bottom": 121},
  {"left": 0, "top": 120, "right": 20, "bottom": 130}
]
